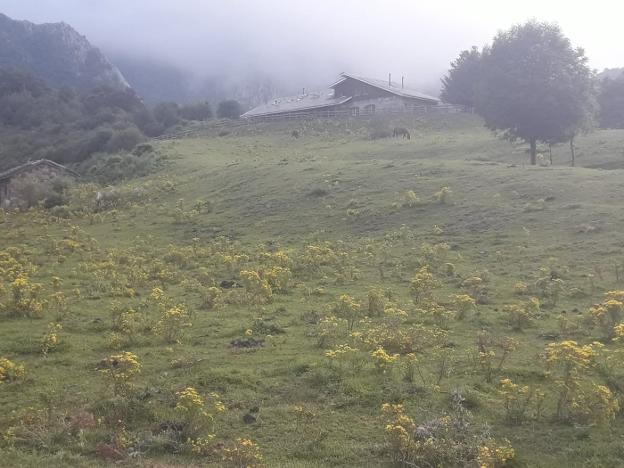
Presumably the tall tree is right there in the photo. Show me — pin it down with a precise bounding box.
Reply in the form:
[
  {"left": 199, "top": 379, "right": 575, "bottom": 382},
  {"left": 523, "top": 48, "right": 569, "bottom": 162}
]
[
  {"left": 441, "top": 46, "right": 482, "bottom": 109},
  {"left": 217, "top": 100, "right": 242, "bottom": 119},
  {"left": 477, "top": 21, "right": 596, "bottom": 165},
  {"left": 598, "top": 76, "right": 624, "bottom": 129}
]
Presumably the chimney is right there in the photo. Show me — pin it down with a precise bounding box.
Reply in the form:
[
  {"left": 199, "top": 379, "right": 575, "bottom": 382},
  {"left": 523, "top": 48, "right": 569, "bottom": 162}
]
[{"left": 402, "top": 76, "right": 404, "bottom": 89}]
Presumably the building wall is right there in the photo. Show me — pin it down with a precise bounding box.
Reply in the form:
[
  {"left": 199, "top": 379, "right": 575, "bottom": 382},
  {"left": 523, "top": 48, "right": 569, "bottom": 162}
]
[
  {"left": 0, "top": 164, "right": 64, "bottom": 207},
  {"left": 338, "top": 95, "right": 427, "bottom": 116}
]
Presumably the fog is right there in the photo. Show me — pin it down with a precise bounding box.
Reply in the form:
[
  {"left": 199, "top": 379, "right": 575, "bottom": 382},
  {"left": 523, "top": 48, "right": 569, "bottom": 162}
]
[{"left": 1, "top": 0, "right": 623, "bottom": 100}]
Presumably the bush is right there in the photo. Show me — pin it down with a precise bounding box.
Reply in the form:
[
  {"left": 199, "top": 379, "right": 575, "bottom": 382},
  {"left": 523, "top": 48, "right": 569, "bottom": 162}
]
[
  {"left": 369, "top": 129, "right": 392, "bottom": 140},
  {"left": 217, "top": 100, "right": 242, "bottom": 119},
  {"left": 105, "top": 126, "right": 145, "bottom": 153},
  {"left": 180, "top": 101, "right": 213, "bottom": 121},
  {"left": 153, "top": 102, "right": 180, "bottom": 129},
  {"left": 78, "top": 151, "right": 164, "bottom": 184},
  {"left": 9, "top": 174, "right": 72, "bottom": 210}
]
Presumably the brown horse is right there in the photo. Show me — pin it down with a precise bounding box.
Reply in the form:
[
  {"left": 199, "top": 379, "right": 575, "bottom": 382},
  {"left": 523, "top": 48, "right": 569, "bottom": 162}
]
[{"left": 392, "top": 127, "right": 410, "bottom": 139}]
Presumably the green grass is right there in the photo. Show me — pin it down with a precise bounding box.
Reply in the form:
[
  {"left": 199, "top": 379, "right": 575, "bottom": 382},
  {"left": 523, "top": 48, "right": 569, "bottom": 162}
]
[{"left": 1, "top": 113, "right": 624, "bottom": 467}]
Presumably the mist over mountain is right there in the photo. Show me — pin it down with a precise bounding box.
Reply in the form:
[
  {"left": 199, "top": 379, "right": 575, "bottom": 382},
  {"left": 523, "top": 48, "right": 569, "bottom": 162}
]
[
  {"left": 0, "top": 13, "right": 128, "bottom": 92},
  {"left": 598, "top": 68, "right": 624, "bottom": 81},
  {"left": 108, "top": 51, "right": 286, "bottom": 108}
]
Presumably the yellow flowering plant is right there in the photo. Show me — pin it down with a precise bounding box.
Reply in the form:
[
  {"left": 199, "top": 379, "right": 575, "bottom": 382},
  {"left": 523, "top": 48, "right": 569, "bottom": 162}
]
[
  {"left": 175, "top": 386, "right": 225, "bottom": 438},
  {"left": 40, "top": 322, "right": 63, "bottom": 356},
  {"left": 220, "top": 437, "right": 264, "bottom": 467},
  {"left": 0, "top": 357, "right": 25, "bottom": 383},
  {"left": 154, "top": 305, "right": 192, "bottom": 343},
  {"left": 330, "top": 294, "right": 363, "bottom": 331},
  {"left": 99, "top": 351, "right": 141, "bottom": 396}
]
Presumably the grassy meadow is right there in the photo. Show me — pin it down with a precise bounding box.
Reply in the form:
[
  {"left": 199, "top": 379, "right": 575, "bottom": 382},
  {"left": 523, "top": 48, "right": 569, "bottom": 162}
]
[{"left": 2, "top": 113, "right": 624, "bottom": 467}]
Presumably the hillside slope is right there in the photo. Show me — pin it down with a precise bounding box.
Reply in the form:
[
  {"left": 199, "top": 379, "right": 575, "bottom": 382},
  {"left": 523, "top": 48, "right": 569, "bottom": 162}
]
[
  {"left": 0, "top": 12, "right": 129, "bottom": 91},
  {"left": 1, "top": 115, "right": 624, "bottom": 467}
]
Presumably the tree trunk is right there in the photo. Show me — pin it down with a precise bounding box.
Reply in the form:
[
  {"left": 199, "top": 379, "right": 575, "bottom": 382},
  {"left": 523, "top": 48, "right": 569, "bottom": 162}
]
[
  {"left": 530, "top": 139, "right": 537, "bottom": 165},
  {"left": 570, "top": 137, "right": 576, "bottom": 167},
  {"left": 549, "top": 144, "right": 553, "bottom": 165}
]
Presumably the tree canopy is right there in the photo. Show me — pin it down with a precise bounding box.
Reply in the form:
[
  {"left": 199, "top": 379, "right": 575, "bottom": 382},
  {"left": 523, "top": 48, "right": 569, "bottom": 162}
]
[
  {"left": 444, "top": 21, "right": 596, "bottom": 165},
  {"left": 217, "top": 100, "right": 242, "bottom": 119},
  {"left": 440, "top": 46, "right": 482, "bottom": 109},
  {"left": 598, "top": 76, "right": 624, "bottom": 129}
]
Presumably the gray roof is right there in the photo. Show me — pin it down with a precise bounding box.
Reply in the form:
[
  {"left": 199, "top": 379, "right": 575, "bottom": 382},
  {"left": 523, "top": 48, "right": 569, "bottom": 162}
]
[
  {"left": 242, "top": 90, "right": 351, "bottom": 118},
  {"left": 331, "top": 73, "right": 440, "bottom": 103},
  {"left": 0, "top": 159, "right": 78, "bottom": 182}
]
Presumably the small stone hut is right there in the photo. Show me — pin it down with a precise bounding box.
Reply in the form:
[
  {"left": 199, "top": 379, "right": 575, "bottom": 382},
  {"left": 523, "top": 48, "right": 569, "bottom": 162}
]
[{"left": 0, "top": 159, "right": 78, "bottom": 207}]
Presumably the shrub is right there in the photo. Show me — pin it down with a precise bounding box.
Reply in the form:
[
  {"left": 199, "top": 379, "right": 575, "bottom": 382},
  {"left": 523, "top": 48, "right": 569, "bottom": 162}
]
[
  {"left": 217, "top": 100, "right": 242, "bottom": 119},
  {"left": 543, "top": 340, "right": 610, "bottom": 423},
  {"left": 499, "top": 378, "right": 545, "bottom": 424},
  {"left": 175, "top": 386, "right": 225, "bottom": 437},
  {"left": 409, "top": 266, "right": 438, "bottom": 303},
  {"left": 40, "top": 322, "right": 63, "bottom": 356},
  {"left": 453, "top": 294, "right": 476, "bottom": 320},
  {"left": 371, "top": 346, "right": 399, "bottom": 373},
  {"left": 3, "top": 273, "right": 44, "bottom": 318},
  {"left": 199, "top": 286, "right": 223, "bottom": 310},
  {"left": 331, "top": 294, "right": 363, "bottom": 331},
  {"left": 317, "top": 315, "right": 348, "bottom": 347},
  {"left": 401, "top": 190, "right": 420, "bottom": 207},
  {"left": 153, "top": 102, "right": 180, "bottom": 128},
  {"left": 105, "top": 126, "right": 145, "bottom": 153},
  {"left": 504, "top": 298, "right": 539, "bottom": 331},
  {"left": 264, "top": 266, "right": 292, "bottom": 293},
  {"left": 0, "top": 357, "right": 25, "bottom": 383},
  {"left": 367, "top": 288, "right": 386, "bottom": 316},
  {"left": 590, "top": 291, "right": 624, "bottom": 339},
  {"left": 369, "top": 129, "right": 392, "bottom": 140},
  {"left": 380, "top": 403, "right": 515, "bottom": 467},
  {"left": 78, "top": 151, "right": 164, "bottom": 184},
  {"left": 154, "top": 305, "right": 193, "bottom": 343},
  {"left": 99, "top": 351, "right": 141, "bottom": 396},
  {"left": 240, "top": 270, "right": 273, "bottom": 304},
  {"left": 435, "top": 186, "right": 453, "bottom": 204},
  {"left": 221, "top": 438, "right": 264, "bottom": 467},
  {"left": 179, "top": 101, "right": 213, "bottom": 121},
  {"left": 476, "top": 332, "right": 519, "bottom": 383}
]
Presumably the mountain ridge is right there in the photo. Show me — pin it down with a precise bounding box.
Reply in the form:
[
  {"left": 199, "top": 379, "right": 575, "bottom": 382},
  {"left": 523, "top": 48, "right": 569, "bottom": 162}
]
[{"left": 0, "top": 12, "right": 129, "bottom": 92}]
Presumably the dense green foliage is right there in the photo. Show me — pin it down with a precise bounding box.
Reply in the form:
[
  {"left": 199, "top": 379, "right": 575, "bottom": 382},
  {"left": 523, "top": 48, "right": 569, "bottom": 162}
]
[
  {"left": 443, "top": 21, "right": 599, "bottom": 165},
  {"left": 440, "top": 46, "right": 482, "bottom": 108},
  {"left": 179, "top": 101, "right": 213, "bottom": 121},
  {"left": 217, "top": 99, "right": 243, "bottom": 119},
  {"left": 0, "top": 68, "right": 229, "bottom": 170},
  {"left": 598, "top": 76, "right": 624, "bottom": 129},
  {"left": 477, "top": 21, "right": 596, "bottom": 165},
  {"left": 0, "top": 68, "right": 151, "bottom": 169}
]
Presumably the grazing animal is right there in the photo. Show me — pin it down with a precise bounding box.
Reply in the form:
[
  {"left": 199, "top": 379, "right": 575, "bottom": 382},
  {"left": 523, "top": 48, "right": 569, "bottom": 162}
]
[
  {"left": 393, "top": 127, "right": 410, "bottom": 139},
  {"left": 291, "top": 130, "right": 300, "bottom": 138}
]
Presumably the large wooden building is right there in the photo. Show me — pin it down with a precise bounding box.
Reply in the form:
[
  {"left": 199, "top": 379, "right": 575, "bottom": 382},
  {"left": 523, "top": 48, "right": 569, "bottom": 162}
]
[{"left": 242, "top": 72, "right": 439, "bottom": 119}]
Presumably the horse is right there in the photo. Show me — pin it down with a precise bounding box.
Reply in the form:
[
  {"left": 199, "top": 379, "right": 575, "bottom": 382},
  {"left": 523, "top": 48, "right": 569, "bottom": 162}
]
[{"left": 392, "top": 127, "right": 410, "bottom": 139}]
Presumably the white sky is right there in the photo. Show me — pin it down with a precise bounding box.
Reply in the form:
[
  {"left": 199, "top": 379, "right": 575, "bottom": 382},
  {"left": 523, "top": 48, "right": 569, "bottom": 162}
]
[{"left": 0, "top": 0, "right": 622, "bottom": 90}]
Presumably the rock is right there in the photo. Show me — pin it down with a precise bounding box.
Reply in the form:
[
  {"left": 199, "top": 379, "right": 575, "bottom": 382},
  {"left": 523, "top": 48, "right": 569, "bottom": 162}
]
[{"left": 243, "top": 413, "right": 256, "bottom": 424}]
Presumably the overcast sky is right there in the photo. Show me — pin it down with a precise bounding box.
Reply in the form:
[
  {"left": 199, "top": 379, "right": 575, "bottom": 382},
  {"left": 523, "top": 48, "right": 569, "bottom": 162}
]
[{"left": 1, "top": 0, "right": 623, "bottom": 92}]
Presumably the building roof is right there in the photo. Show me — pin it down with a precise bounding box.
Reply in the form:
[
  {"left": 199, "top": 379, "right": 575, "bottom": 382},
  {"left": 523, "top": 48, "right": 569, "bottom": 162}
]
[
  {"left": 0, "top": 159, "right": 79, "bottom": 182},
  {"left": 242, "top": 90, "right": 351, "bottom": 118},
  {"left": 331, "top": 73, "right": 440, "bottom": 103}
]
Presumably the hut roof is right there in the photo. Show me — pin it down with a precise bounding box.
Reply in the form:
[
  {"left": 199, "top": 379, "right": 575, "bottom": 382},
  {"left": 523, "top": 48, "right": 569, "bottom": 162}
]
[
  {"left": 0, "top": 159, "right": 79, "bottom": 182},
  {"left": 242, "top": 90, "right": 351, "bottom": 118},
  {"left": 330, "top": 73, "right": 440, "bottom": 103}
]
